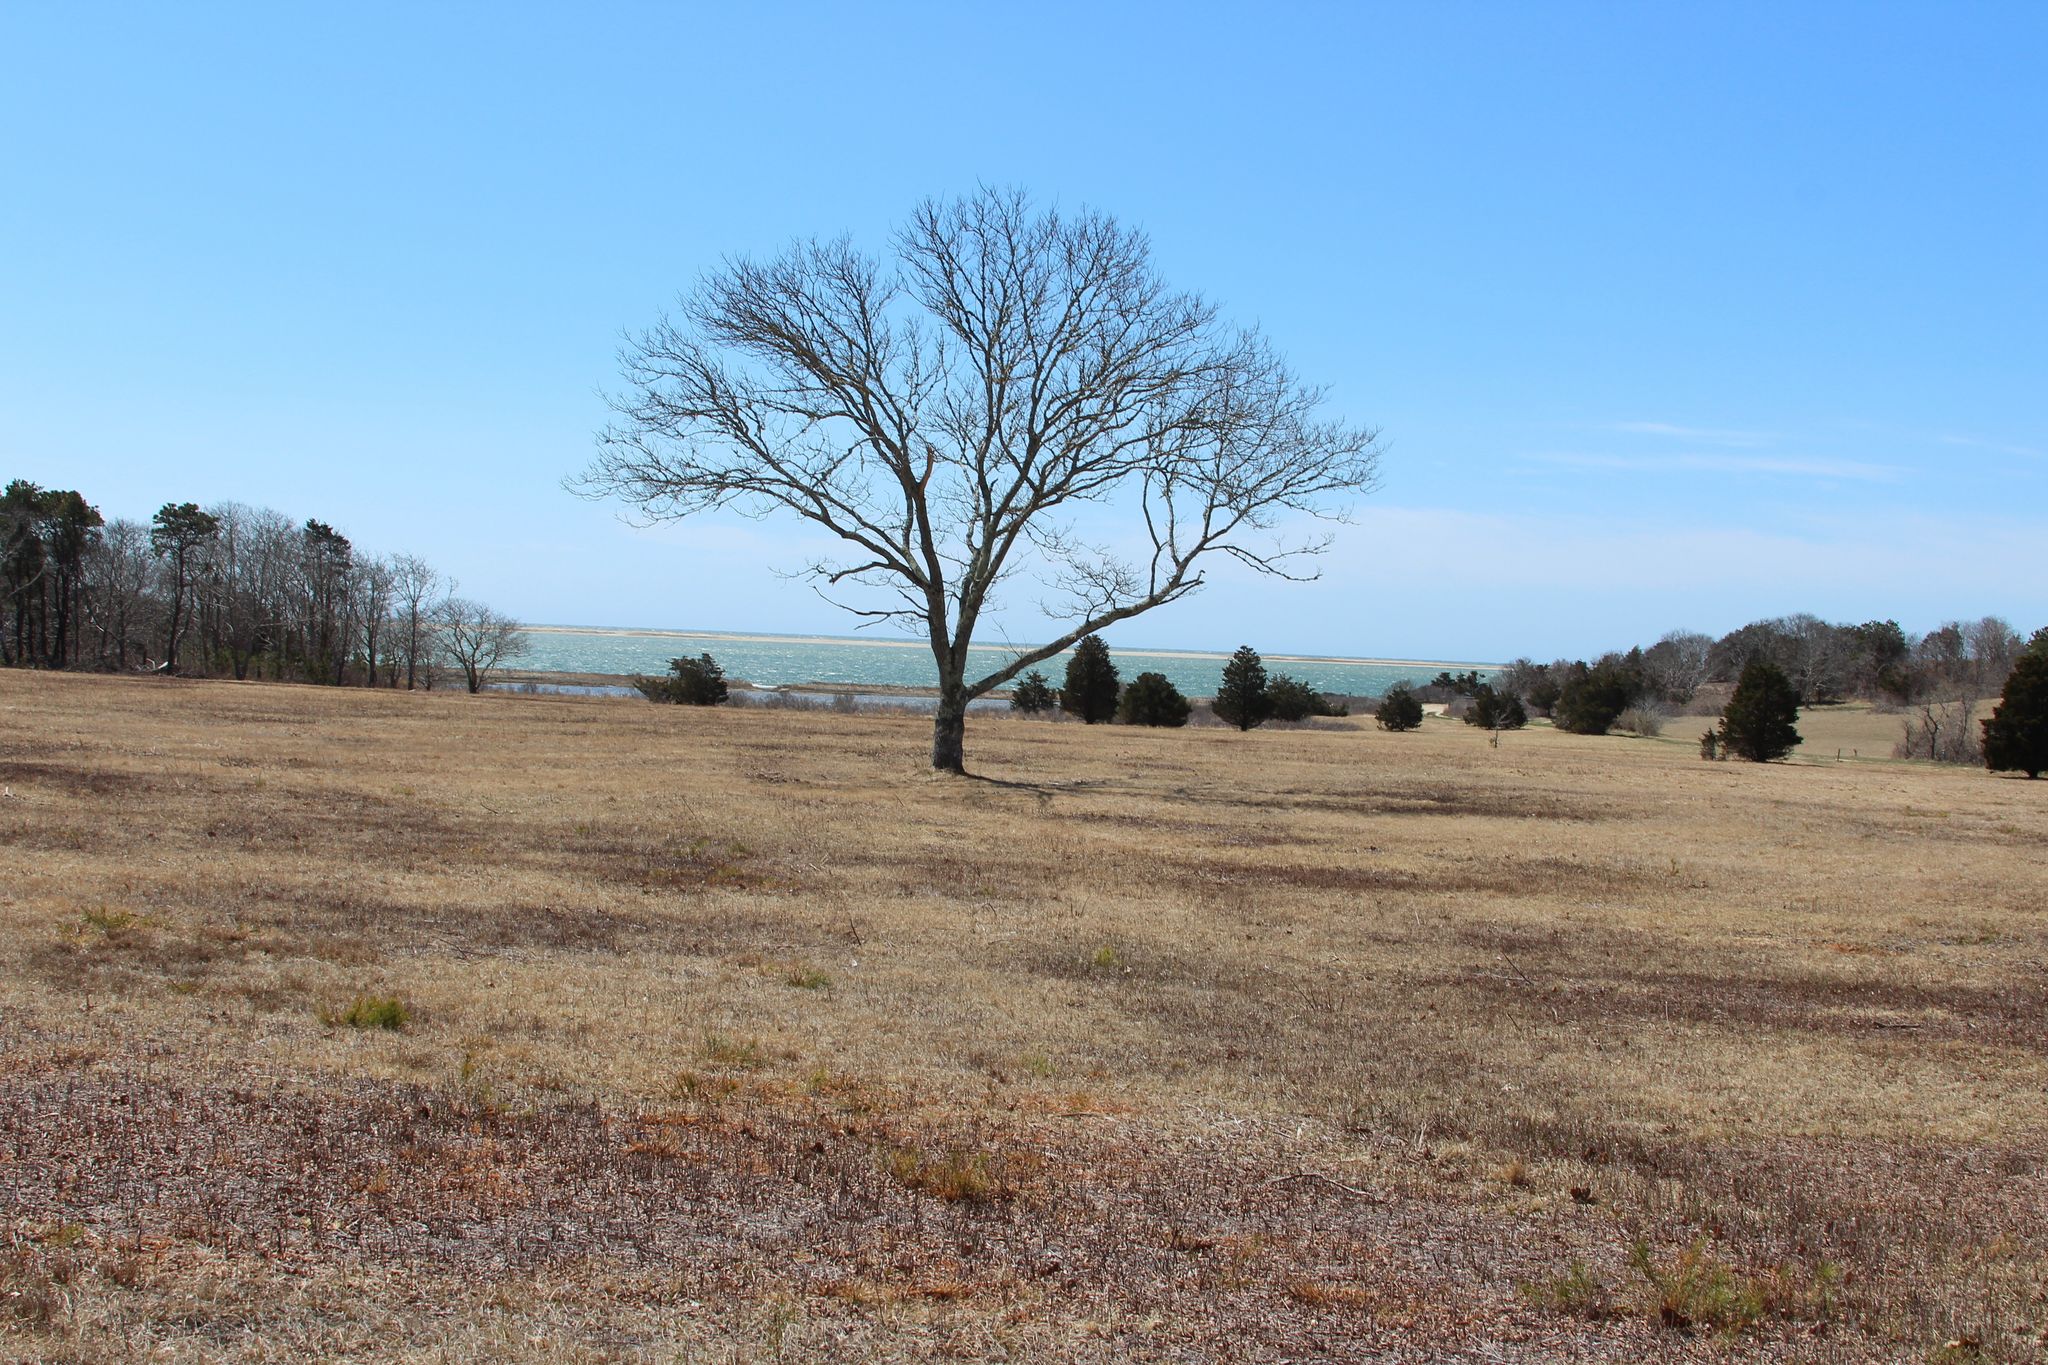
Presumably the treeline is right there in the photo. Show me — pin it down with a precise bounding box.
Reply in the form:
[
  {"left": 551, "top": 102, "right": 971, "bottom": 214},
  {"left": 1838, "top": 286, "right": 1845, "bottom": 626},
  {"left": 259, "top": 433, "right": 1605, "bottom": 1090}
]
[
  {"left": 1485, "top": 612, "right": 2046, "bottom": 763},
  {"left": 1, "top": 478, "right": 527, "bottom": 692}
]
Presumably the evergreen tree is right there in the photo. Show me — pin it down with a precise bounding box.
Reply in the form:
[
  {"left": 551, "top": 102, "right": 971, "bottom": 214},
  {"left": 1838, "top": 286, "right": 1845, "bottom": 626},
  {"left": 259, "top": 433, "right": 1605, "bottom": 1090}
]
[
  {"left": 1117, "top": 672, "right": 1191, "bottom": 727},
  {"left": 1719, "top": 659, "right": 1802, "bottom": 761},
  {"left": 1464, "top": 683, "right": 1527, "bottom": 731},
  {"left": 1213, "top": 645, "right": 1272, "bottom": 730},
  {"left": 149, "top": 502, "right": 220, "bottom": 672},
  {"left": 1266, "top": 674, "right": 1317, "bottom": 722},
  {"left": 636, "top": 652, "right": 729, "bottom": 705},
  {"left": 1552, "top": 658, "right": 1645, "bottom": 735},
  {"left": 1009, "top": 670, "right": 1057, "bottom": 714},
  {"left": 1430, "top": 669, "right": 1484, "bottom": 696},
  {"left": 1375, "top": 684, "right": 1424, "bottom": 732},
  {"left": 1982, "top": 651, "right": 2048, "bottom": 778},
  {"left": 1061, "top": 634, "right": 1119, "bottom": 724}
]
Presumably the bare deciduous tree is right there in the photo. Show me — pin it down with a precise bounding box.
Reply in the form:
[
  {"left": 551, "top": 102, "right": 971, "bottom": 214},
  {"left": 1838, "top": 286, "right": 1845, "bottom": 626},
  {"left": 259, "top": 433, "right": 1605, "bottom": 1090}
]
[
  {"left": 1643, "top": 629, "right": 1712, "bottom": 704},
  {"left": 435, "top": 597, "right": 529, "bottom": 694},
  {"left": 390, "top": 554, "right": 442, "bottom": 690},
  {"left": 82, "top": 518, "right": 156, "bottom": 669},
  {"left": 575, "top": 189, "right": 1382, "bottom": 772}
]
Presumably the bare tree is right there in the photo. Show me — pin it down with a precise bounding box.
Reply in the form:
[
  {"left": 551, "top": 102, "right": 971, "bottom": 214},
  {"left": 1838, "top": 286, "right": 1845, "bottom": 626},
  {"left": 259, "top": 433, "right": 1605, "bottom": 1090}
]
[
  {"left": 355, "top": 555, "right": 397, "bottom": 687},
  {"left": 82, "top": 518, "right": 156, "bottom": 669},
  {"left": 576, "top": 189, "right": 1382, "bottom": 772},
  {"left": 389, "top": 554, "right": 442, "bottom": 690},
  {"left": 203, "top": 502, "right": 295, "bottom": 679},
  {"left": 434, "top": 597, "right": 529, "bottom": 694},
  {"left": 1643, "top": 629, "right": 1712, "bottom": 704},
  {"left": 1962, "top": 615, "right": 2021, "bottom": 693}
]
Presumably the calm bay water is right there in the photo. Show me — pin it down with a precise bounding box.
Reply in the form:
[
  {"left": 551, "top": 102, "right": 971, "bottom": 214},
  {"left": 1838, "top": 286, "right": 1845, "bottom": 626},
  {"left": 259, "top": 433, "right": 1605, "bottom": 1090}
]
[{"left": 520, "top": 626, "right": 1493, "bottom": 700}]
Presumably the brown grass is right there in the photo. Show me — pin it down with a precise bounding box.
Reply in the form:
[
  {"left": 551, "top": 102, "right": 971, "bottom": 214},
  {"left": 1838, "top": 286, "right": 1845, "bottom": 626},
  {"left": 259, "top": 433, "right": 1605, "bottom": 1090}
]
[{"left": 1, "top": 671, "right": 2045, "bottom": 1361}]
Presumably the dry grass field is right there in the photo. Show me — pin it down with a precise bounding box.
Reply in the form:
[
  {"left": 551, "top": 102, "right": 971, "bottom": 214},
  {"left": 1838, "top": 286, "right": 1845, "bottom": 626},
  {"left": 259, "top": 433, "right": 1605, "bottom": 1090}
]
[{"left": 2, "top": 671, "right": 2044, "bottom": 1363}]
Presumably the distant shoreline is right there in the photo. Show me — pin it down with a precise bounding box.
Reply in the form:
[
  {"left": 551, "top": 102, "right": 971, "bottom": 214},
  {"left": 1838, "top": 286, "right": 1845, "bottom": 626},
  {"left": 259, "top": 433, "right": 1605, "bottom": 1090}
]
[{"left": 520, "top": 623, "right": 1501, "bottom": 672}]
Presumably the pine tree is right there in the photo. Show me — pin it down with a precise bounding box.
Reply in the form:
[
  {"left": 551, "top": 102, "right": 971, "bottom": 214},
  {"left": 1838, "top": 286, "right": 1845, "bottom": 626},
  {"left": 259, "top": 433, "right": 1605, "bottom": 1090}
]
[
  {"left": 1061, "top": 635, "right": 1119, "bottom": 724},
  {"left": 1375, "top": 684, "right": 1424, "bottom": 732},
  {"left": 1719, "top": 659, "right": 1801, "bottom": 761},
  {"left": 1982, "top": 651, "right": 2048, "bottom": 778},
  {"left": 1213, "top": 645, "right": 1272, "bottom": 730},
  {"left": 1464, "top": 683, "right": 1527, "bottom": 731},
  {"left": 1117, "top": 672, "right": 1191, "bottom": 727},
  {"left": 1266, "top": 674, "right": 1318, "bottom": 722},
  {"left": 635, "top": 652, "right": 729, "bottom": 705},
  {"left": 1009, "top": 670, "right": 1057, "bottom": 714}
]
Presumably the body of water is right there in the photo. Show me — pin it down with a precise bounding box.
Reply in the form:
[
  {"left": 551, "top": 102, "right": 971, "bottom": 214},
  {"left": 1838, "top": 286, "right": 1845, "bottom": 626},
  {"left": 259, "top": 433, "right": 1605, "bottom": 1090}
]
[{"left": 518, "top": 626, "right": 1494, "bottom": 700}]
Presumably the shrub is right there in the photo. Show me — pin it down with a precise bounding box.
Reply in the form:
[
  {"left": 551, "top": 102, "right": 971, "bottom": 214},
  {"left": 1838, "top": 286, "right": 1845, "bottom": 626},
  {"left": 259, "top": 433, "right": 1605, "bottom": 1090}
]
[
  {"left": 1720, "top": 659, "right": 1801, "bottom": 761},
  {"left": 1061, "top": 635, "right": 1119, "bottom": 724},
  {"left": 1375, "top": 684, "right": 1424, "bottom": 732},
  {"left": 1463, "top": 683, "right": 1527, "bottom": 731},
  {"left": 1982, "top": 651, "right": 2048, "bottom": 778},
  {"left": 1895, "top": 697, "right": 1982, "bottom": 764},
  {"left": 1616, "top": 704, "right": 1665, "bottom": 737},
  {"left": 1117, "top": 671, "right": 1191, "bottom": 727},
  {"left": 1213, "top": 645, "right": 1272, "bottom": 731},
  {"left": 1265, "top": 674, "right": 1315, "bottom": 722},
  {"left": 635, "top": 653, "right": 729, "bottom": 705},
  {"left": 1009, "top": 670, "right": 1057, "bottom": 714}
]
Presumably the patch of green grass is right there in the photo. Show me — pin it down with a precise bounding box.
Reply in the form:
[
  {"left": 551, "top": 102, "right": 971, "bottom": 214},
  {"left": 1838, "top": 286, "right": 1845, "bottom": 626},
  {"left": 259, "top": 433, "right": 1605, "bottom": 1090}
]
[
  {"left": 671, "top": 1069, "right": 741, "bottom": 1102},
  {"left": 321, "top": 994, "right": 410, "bottom": 1030},
  {"left": 1632, "top": 1239, "right": 1763, "bottom": 1334},
  {"left": 701, "top": 1030, "right": 766, "bottom": 1069},
  {"left": 1627, "top": 1239, "right": 1839, "bottom": 1336},
  {"left": 882, "top": 1146, "right": 1001, "bottom": 1202},
  {"left": 783, "top": 964, "right": 831, "bottom": 990},
  {"left": 78, "top": 906, "right": 143, "bottom": 944},
  {"left": 1519, "top": 1259, "right": 1616, "bottom": 1319}
]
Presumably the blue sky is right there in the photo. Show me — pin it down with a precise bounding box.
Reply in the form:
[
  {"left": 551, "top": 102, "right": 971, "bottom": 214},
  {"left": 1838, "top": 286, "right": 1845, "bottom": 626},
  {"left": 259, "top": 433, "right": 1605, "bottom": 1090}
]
[{"left": 3, "top": 2, "right": 2042, "bottom": 661}]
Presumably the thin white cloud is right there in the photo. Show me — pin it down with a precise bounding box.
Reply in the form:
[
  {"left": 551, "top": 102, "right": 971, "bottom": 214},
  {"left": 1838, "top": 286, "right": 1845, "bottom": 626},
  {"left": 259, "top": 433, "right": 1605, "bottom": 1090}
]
[
  {"left": 1610, "top": 421, "right": 1779, "bottom": 447},
  {"left": 1531, "top": 452, "right": 1904, "bottom": 482},
  {"left": 1934, "top": 433, "right": 2045, "bottom": 460}
]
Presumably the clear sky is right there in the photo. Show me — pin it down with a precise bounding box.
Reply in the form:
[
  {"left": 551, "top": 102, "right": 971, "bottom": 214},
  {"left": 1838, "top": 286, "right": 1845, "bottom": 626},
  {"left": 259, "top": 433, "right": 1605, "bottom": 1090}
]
[{"left": 4, "top": 2, "right": 2042, "bottom": 661}]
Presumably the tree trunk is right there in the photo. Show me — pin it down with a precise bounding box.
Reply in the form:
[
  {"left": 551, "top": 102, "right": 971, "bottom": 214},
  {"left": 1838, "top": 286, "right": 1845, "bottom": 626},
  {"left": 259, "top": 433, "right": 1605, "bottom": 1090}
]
[{"left": 930, "top": 691, "right": 968, "bottom": 773}]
